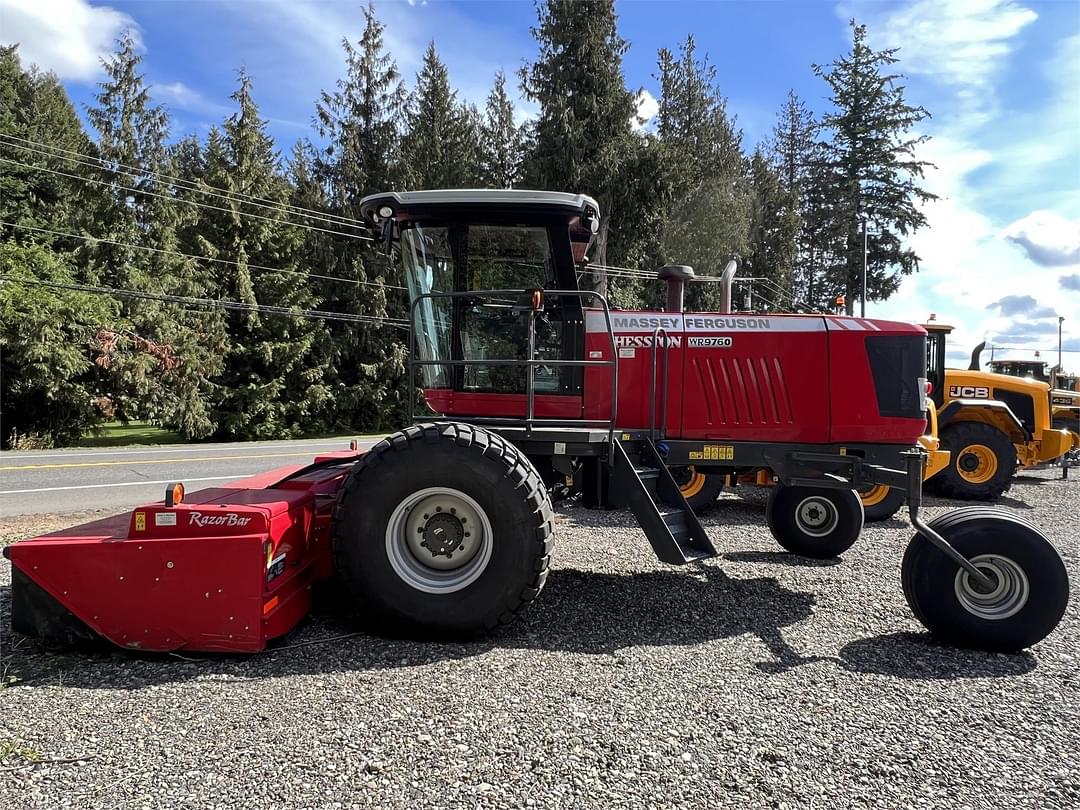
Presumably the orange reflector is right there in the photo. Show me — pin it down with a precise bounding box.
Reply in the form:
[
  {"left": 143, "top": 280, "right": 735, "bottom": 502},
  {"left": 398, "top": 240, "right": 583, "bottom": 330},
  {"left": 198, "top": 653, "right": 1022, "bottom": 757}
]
[
  {"left": 164, "top": 482, "right": 185, "bottom": 507},
  {"left": 531, "top": 289, "right": 543, "bottom": 310},
  {"left": 263, "top": 596, "right": 279, "bottom": 615}
]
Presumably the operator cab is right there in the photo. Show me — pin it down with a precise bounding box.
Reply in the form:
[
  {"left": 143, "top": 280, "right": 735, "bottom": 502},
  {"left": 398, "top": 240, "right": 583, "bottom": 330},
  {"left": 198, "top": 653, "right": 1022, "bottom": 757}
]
[
  {"left": 359, "top": 190, "right": 601, "bottom": 419},
  {"left": 921, "top": 321, "right": 953, "bottom": 409}
]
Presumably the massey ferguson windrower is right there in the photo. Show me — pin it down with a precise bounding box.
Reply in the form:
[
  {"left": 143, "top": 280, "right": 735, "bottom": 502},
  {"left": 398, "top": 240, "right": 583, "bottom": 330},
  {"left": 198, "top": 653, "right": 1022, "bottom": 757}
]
[{"left": 5, "top": 190, "right": 1069, "bottom": 655}]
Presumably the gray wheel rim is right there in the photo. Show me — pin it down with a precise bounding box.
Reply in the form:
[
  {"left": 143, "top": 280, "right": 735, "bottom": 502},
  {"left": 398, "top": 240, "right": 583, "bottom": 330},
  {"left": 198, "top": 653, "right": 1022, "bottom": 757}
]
[
  {"left": 954, "top": 554, "right": 1030, "bottom": 620},
  {"left": 385, "top": 487, "right": 493, "bottom": 594},
  {"left": 795, "top": 496, "right": 839, "bottom": 537}
]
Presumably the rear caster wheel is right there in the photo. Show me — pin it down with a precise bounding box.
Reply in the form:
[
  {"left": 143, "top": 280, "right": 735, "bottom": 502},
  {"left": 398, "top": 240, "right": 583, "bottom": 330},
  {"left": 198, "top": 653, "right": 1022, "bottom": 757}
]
[
  {"left": 901, "top": 507, "right": 1068, "bottom": 651},
  {"left": 669, "top": 466, "right": 724, "bottom": 512},
  {"left": 332, "top": 423, "right": 555, "bottom": 637},
  {"left": 765, "top": 484, "right": 864, "bottom": 558},
  {"left": 858, "top": 484, "right": 905, "bottom": 522}
]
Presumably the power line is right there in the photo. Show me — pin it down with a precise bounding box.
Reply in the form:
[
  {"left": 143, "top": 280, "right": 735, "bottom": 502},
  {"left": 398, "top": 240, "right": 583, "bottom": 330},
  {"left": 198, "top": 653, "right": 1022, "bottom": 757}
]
[
  {"left": 0, "top": 274, "right": 411, "bottom": 330},
  {"left": 0, "top": 220, "right": 406, "bottom": 291},
  {"left": 0, "top": 132, "right": 370, "bottom": 234},
  {"left": 0, "top": 157, "right": 375, "bottom": 244}
]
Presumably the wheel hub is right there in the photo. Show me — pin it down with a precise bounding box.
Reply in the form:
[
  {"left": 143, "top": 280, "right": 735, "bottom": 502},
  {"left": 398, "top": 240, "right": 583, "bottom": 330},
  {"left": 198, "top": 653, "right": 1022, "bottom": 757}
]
[
  {"left": 959, "top": 453, "right": 980, "bottom": 472},
  {"left": 954, "top": 555, "right": 1029, "bottom": 620},
  {"left": 386, "top": 488, "right": 493, "bottom": 592},
  {"left": 795, "top": 496, "right": 839, "bottom": 537},
  {"left": 956, "top": 443, "right": 997, "bottom": 484},
  {"left": 421, "top": 513, "right": 464, "bottom": 558}
]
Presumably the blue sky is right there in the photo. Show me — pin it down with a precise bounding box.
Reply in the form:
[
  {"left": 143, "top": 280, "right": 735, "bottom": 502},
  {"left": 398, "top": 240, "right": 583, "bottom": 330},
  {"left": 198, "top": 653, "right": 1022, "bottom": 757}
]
[{"left": 2, "top": 0, "right": 1078, "bottom": 367}]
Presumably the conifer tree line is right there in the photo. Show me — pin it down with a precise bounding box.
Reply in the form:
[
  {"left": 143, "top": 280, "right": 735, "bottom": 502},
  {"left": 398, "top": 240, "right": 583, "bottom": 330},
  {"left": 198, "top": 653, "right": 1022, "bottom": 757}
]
[{"left": 0, "top": 1, "right": 934, "bottom": 448}]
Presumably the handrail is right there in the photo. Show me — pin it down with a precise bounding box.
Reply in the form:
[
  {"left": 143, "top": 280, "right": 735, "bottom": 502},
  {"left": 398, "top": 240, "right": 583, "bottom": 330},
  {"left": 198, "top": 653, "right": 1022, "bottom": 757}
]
[
  {"left": 407, "top": 288, "right": 620, "bottom": 457},
  {"left": 648, "top": 326, "right": 671, "bottom": 443}
]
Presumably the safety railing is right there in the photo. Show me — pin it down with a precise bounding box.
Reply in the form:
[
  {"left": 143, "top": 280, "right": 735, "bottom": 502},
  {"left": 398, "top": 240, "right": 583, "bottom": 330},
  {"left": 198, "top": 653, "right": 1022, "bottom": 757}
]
[
  {"left": 648, "top": 326, "right": 672, "bottom": 443},
  {"left": 407, "top": 289, "right": 620, "bottom": 452}
]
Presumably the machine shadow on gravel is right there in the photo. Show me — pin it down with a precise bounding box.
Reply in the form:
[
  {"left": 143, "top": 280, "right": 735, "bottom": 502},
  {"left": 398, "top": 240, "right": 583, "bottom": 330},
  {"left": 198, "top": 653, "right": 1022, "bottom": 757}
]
[
  {"left": 838, "top": 632, "right": 1036, "bottom": 679},
  {"left": 2, "top": 566, "right": 833, "bottom": 688},
  {"left": 721, "top": 550, "right": 843, "bottom": 568}
]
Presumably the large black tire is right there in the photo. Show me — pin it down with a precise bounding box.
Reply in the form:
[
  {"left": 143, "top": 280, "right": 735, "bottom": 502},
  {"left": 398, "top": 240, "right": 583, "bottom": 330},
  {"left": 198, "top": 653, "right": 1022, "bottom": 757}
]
[
  {"left": 765, "top": 484, "right": 864, "bottom": 558},
  {"left": 933, "top": 422, "right": 1015, "bottom": 500},
  {"left": 857, "top": 484, "right": 905, "bottom": 522},
  {"left": 331, "top": 423, "right": 554, "bottom": 637},
  {"left": 901, "top": 507, "right": 1068, "bottom": 651},
  {"left": 669, "top": 466, "right": 725, "bottom": 513}
]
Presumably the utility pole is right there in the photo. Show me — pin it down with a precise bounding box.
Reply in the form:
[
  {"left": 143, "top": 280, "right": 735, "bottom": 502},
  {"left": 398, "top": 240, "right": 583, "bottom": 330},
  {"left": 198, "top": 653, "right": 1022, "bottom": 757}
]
[
  {"left": 1060, "top": 316, "right": 1065, "bottom": 371},
  {"left": 861, "top": 215, "right": 868, "bottom": 318}
]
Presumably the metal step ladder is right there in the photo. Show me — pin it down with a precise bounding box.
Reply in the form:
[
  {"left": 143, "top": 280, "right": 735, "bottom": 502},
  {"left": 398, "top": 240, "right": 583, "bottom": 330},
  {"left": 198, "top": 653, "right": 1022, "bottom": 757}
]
[{"left": 611, "top": 438, "right": 717, "bottom": 565}]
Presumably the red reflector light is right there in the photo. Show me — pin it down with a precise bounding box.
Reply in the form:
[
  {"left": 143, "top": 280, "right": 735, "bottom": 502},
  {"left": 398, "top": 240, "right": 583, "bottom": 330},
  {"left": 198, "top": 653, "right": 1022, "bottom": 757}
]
[{"left": 263, "top": 596, "right": 279, "bottom": 615}]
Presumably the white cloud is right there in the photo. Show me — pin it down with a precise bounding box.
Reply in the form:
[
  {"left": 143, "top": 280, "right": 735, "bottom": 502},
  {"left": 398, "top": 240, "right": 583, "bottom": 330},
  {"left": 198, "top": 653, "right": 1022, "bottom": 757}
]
[
  {"left": 632, "top": 89, "right": 659, "bottom": 130},
  {"left": 1001, "top": 211, "right": 1080, "bottom": 267},
  {"left": 0, "top": 0, "right": 137, "bottom": 81},
  {"left": 152, "top": 81, "right": 207, "bottom": 111},
  {"left": 876, "top": 0, "right": 1037, "bottom": 92},
  {"left": 854, "top": 0, "right": 1079, "bottom": 363}
]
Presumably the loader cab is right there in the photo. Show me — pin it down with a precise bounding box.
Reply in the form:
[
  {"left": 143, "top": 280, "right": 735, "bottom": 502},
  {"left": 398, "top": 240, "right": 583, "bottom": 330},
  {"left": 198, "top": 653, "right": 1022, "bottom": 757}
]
[
  {"left": 359, "top": 190, "right": 601, "bottom": 419},
  {"left": 988, "top": 359, "right": 1050, "bottom": 384},
  {"left": 922, "top": 322, "right": 952, "bottom": 409}
]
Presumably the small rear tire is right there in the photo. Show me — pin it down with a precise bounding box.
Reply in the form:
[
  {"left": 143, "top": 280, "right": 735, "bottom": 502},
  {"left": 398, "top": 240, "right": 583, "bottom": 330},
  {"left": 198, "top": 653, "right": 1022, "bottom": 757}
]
[
  {"left": 858, "top": 484, "right": 905, "bottom": 522},
  {"left": 901, "top": 507, "right": 1068, "bottom": 651},
  {"left": 669, "top": 466, "right": 725, "bottom": 513},
  {"left": 765, "top": 484, "right": 864, "bottom": 558},
  {"left": 331, "top": 423, "right": 554, "bottom": 638}
]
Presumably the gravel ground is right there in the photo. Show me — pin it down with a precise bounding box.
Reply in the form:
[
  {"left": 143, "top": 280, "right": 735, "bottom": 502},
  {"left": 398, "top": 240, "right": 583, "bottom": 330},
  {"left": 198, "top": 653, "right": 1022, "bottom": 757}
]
[{"left": 1, "top": 469, "right": 1078, "bottom": 809}]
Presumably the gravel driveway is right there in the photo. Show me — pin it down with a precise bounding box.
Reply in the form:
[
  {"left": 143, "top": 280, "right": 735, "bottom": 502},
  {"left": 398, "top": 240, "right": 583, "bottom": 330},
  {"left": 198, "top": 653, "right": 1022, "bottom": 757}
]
[{"left": 1, "top": 469, "right": 1077, "bottom": 809}]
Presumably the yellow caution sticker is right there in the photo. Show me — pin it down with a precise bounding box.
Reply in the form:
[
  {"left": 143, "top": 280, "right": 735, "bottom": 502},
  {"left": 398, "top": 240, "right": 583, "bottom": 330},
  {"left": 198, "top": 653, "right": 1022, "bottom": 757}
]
[
  {"left": 689, "top": 445, "right": 734, "bottom": 461},
  {"left": 134, "top": 512, "right": 146, "bottom": 532}
]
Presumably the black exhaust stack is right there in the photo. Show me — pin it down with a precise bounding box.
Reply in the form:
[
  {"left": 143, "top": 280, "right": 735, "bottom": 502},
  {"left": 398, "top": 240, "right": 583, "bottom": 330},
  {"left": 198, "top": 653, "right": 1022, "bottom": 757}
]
[{"left": 658, "top": 265, "right": 695, "bottom": 312}]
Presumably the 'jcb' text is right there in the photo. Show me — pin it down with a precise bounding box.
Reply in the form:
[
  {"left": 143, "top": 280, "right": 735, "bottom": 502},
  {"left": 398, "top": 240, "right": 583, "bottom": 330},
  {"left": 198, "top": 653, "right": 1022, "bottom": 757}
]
[{"left": 949, "top": 385, "right": 990, "bottom": 398}]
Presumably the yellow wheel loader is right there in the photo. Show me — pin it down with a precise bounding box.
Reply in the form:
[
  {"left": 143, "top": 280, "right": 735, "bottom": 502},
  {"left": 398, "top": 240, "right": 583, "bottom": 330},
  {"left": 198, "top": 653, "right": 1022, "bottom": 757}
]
[{"left": 924, "top": 323, "right": 1076, "bottom": 500}]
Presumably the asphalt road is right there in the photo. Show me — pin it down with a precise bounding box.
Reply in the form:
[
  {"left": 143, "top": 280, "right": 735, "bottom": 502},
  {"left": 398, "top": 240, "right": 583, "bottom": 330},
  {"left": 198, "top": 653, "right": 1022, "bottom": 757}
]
[{"left": 0, "top": 436, "right": 382, "bottom": 519}]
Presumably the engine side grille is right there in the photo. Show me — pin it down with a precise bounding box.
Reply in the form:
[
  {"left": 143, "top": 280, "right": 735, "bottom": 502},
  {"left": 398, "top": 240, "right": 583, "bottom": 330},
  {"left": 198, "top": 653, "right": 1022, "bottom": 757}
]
[{"left": 691, "top": 356, "right": 794, "bottom": 425}]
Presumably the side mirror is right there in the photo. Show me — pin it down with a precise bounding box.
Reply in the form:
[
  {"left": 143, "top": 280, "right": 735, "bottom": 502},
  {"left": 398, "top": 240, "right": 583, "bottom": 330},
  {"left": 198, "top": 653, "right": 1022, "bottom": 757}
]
[{"left": 381, "top": 218, "right": 394, "bottom": 255}]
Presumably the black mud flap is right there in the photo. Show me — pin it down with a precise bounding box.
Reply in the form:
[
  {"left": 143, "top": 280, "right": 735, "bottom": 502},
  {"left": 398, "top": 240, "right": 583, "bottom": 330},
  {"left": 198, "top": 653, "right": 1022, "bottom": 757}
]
[{"left": 10, "top": 566, "right": 101, "bottom": 647}]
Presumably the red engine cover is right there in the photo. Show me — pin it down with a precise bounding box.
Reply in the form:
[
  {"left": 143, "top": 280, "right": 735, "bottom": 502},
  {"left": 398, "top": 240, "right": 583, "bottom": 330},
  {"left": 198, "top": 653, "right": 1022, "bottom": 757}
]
[{"left": 582, "top": 309, "right": 925, "bottom": 445}]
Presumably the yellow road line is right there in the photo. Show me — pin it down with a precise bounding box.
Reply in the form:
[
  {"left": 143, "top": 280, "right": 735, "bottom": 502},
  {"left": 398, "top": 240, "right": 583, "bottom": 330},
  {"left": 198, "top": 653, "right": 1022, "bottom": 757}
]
[{"left": 1, "top": 451, "right": 328, "bottom": 471}]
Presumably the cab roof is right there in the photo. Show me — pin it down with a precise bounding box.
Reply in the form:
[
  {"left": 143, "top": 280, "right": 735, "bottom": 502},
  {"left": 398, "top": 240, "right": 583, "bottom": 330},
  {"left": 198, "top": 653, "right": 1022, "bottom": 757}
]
[{"left": 358, "top": 189, "right": 600, "bottom": 225}]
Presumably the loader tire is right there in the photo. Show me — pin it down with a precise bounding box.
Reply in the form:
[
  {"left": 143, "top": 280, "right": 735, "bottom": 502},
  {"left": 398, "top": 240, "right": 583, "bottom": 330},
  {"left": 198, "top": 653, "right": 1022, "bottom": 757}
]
[
  {"left": 857, "top": 484, "right": 905, "bottom": 522},
  {"left": 331, "top": 422, "right": 554, "bottom": 638},
  {"left": 670, "top": 466, "right": 725, "bottom": 513},
  {"left": 934, "top": 422, "right": 1015, "bottom": 501},
  {"left": 766, "top": 484, "right": 863, "bottom": 558},
  {"left": 901, "top": 507, "right": 1068, "bottom": 651}
]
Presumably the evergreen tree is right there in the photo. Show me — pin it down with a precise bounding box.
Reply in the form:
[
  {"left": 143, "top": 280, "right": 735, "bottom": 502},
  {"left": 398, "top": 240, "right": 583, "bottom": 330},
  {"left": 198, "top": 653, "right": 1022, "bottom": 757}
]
[
  {"left": 813, "top": 21, "right": 937, "bottom": 315},
  {"left": 198, "top": 72, "right": 329, "bottom": 439},
  {"left": 479, "top": 71, "right": 524, "bottom": 188},
  {"left": 521, "top": 0, "right": 637, "bottom": 290},
  {"left": 401, "top": 42, "right": 481, "bottom": 188},
  {"left": 311, "top": 2, "right": 408, "bottom": 432},
  {"left": 1, "top": 243, "right": 117, "bottom": 448},
  {"left": 653, "top": 36, "right": 751, "bottom": 311},
  {"left": 768, "top": 90, "right": 823, "bottom": 307},
  {"left": 744, "top": 148, "right": 798, "bottom": 311},
  {"left": 82, "top": 32, "right": 221, "bottom": 435},
  {"left": 0, "top": 46, "right": 95, "bottom": 246}
]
